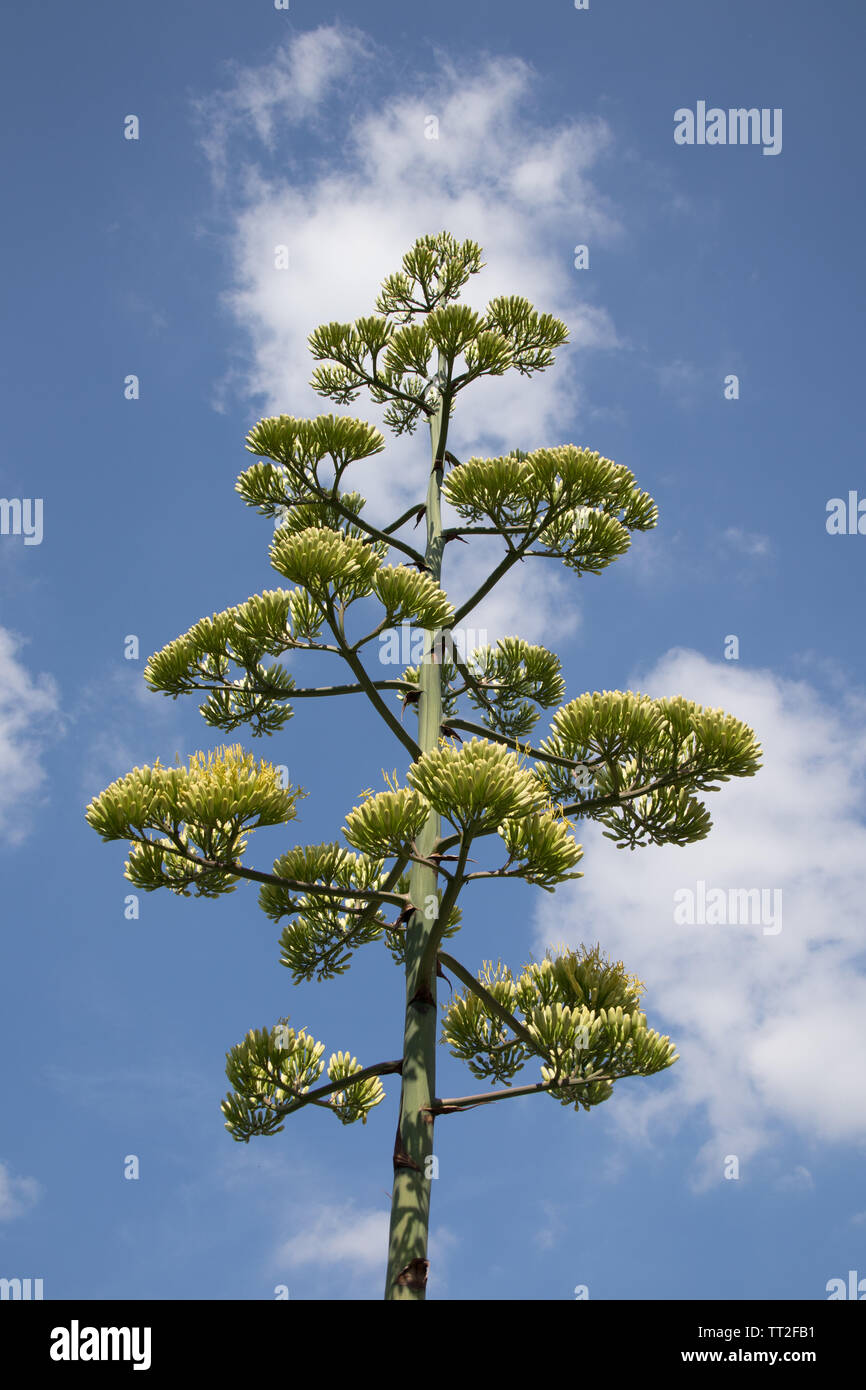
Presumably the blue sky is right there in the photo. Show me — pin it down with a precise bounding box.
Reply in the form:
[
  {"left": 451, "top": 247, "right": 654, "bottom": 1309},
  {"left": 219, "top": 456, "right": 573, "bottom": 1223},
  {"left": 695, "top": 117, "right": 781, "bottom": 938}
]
[{"left": 1, "top": 0, "right": 865, "bottom": 1300}]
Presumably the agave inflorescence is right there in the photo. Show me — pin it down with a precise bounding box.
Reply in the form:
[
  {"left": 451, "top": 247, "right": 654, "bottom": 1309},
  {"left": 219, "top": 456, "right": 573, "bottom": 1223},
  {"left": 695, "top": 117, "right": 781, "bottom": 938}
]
[{"left": 86, "top": 232, "right": 761, "bottom": 1300}]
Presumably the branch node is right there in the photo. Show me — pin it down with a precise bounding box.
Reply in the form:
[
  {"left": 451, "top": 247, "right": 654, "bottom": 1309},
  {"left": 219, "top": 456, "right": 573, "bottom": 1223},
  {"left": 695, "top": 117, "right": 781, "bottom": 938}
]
[
  {"left": 395, "top": 1257, "right": 429, "bottom": 1290},
  {"left": 409, "top": 982, "right": 435, "bottom": 1010}
]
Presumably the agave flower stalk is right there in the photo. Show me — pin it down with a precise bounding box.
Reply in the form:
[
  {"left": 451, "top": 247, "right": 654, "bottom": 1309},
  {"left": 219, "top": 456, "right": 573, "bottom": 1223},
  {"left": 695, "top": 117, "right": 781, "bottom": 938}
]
[{"left": 85, "top": 233, "right": 762, "bottom": 1301}]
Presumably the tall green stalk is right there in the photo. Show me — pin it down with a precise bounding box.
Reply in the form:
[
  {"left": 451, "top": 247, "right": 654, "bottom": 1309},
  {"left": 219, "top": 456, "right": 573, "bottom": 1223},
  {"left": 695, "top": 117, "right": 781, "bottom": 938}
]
[
  {"left": 384, "top": 354, "right": 449, "bottom": 1300},
  {"left": 85, "top": 233, "right": 762, "bottom": 1304}
]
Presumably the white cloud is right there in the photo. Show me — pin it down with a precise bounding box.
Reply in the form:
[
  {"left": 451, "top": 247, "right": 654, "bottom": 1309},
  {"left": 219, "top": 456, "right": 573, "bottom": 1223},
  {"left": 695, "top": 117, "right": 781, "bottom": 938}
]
[
  {"left": 0, "top": 627, "right": 62, "bottom": 845},
  {"left": 271, "top": 1199, "right": 457, "bottom": 1291},
  {"left": 219, "top": 79, "right": 618, "bottom": 453},
  {"left": 0, "top": 1161, "right": 41, "bottom": 1221},
  {"left": 443, "top": 534, "right": 583, "bottom": 651},
  {"left": 193, "top": 26, "right": 625, "bottom": 650},
  {"left": 274, "top": 1202, "right": 388, "bottom": 1272},
  {"left": 532, "top": 649, "right": 866, "bottom": 1187},
  {"left": 721, "top": 527, "right": 772, "bottom": 558}
]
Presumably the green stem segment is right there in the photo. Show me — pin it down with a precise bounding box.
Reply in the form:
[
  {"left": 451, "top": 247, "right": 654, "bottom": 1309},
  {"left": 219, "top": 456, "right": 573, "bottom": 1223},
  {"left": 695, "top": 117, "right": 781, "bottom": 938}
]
[{"left": 384, "top": 356, "right": 449, "bottom": 1301}]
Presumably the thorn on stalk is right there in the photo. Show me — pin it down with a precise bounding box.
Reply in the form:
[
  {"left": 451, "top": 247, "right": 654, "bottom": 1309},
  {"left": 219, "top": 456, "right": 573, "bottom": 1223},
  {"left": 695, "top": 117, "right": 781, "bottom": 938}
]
[
  {"left": 401, "top": 689, "right": 421, "bottom": 721},
  {"left": 436, "top": 959, "right": 453, "bottom": 997},
  {"left": 393, "top": 1148, "right": 424, "bottom": 1173}
]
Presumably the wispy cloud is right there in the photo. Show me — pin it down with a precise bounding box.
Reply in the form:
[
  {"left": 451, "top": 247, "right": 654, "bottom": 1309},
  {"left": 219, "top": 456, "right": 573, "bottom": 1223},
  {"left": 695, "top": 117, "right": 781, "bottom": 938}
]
[
  {"left": 269, "top": 1197, "right": 457, "bottom": 1295},
  {"left": 193, "top": 25, "right": 375, "bottom": 187},
  {"left": 775, "top": 1165, "right": 814, "bottom": 1193},
  {"left": 0, "top": 1160, "right": 42, "bottom": 1221},
  {"left": 0, "top": 626, "right": 63, "bottom": 845},
  {"left": 721, "top": 526, "right": 772, "bottom": 558}
]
